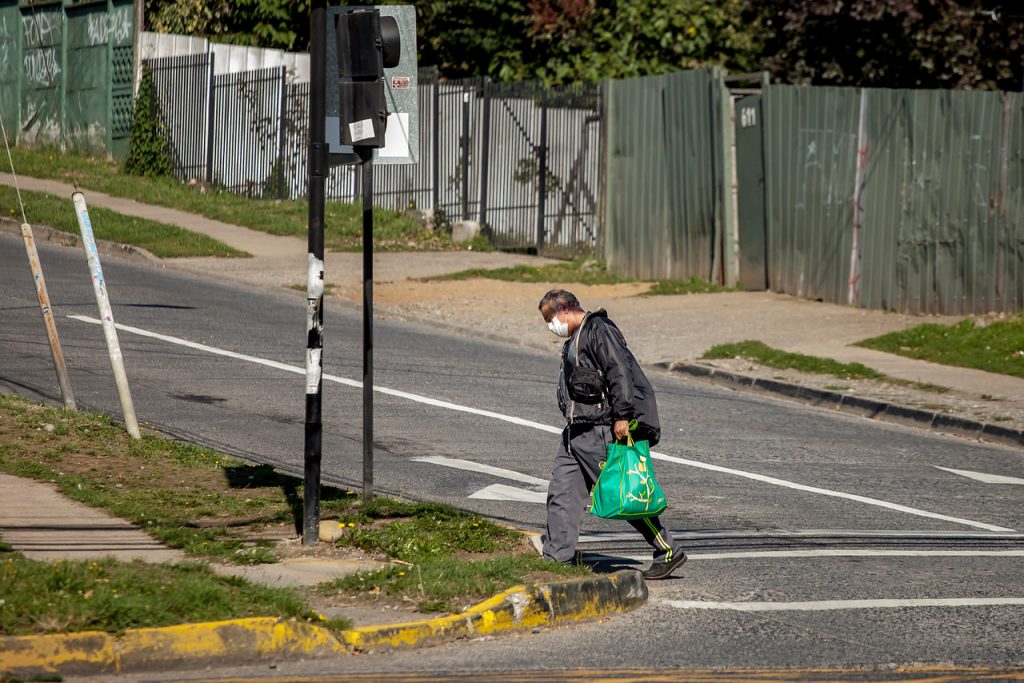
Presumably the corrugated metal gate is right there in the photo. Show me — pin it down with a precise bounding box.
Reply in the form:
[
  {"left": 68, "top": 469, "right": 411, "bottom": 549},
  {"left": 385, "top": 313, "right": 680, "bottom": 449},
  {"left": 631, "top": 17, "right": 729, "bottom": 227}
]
[
  {"left": 147, "top": 53, "right": 213, "bottom": 183},
  {"left": 604, "top": 69, "right": 730, "bottom": 281},
  {"left": 762, "top": 85, "right": 1024, "bottom": 315}
]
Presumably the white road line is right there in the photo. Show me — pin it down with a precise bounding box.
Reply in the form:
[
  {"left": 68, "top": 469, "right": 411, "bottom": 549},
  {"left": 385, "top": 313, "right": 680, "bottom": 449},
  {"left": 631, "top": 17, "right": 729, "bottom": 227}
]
[
  {"left": 591, "top": 550, "right": 1024, "bottom": 563},
  {"left": 70, "top": 315, "right": 1015, "bottom": 533},
  {"left": 468, "top": 484, "right": 547, "bottom": 504},
  {"left": 662, "top": 598, "right": 1024, "bottom": 612},
  {"left": 935, "top": 466, "right": 1024, "bottom": 485},
  {"left": 579, "top": 529, "right": 1024, "bottom": 543},
  {"left": 648, "top": 451, "right": 1013, "bottom": 532},
  {"left": 411, "top": 455, "right": 548, "bottom": 487}
]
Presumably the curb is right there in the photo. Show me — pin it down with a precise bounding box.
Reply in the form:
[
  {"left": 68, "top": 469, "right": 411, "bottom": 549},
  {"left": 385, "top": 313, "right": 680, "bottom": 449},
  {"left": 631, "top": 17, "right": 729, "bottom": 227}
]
[
  {"left": 0, "top": 570, "right": 646, "bottom": 678},
  {"left": 0, "top": 216, "right": 160, "bottom": 265},
  {"left": 661, "top": 362, "right": 1024, "bottom": 450}
]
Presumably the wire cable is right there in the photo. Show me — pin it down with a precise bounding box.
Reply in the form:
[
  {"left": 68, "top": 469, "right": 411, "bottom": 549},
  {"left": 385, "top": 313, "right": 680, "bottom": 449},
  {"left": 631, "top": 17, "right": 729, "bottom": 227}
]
[{"left": 0, "top": 114, "right": 30, "bottom": 226}]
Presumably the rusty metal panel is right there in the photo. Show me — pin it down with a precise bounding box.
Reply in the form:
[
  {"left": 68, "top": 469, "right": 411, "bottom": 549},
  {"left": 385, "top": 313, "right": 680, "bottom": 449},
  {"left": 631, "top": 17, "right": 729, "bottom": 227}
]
[
  {"left": 861, "top": 89, "right": 1022, "bottom": 315},
  {"left": 854, "top": 89, "right": 1023, "bottom": 315},
  {"left": 604, "top": 69, "right": 723, "bottom": 281},
  {"left": 764, "top": 84, "right": 1024, "bottom": 314},
  {"left": 762, "top": 85, "right": 860, "bottom": 304}
]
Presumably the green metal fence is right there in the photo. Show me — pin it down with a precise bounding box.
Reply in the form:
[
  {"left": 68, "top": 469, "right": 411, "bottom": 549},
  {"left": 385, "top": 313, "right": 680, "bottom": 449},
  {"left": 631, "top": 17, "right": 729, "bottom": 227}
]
[
  {"left": 603, "top": 69, "right": 733, "bottom": 283},
  {"left": 0, "top": 0, "right": 135, "bottom": 157},
  {"left": 763, "top": 85, "right": 1024, "bottom": 315}
]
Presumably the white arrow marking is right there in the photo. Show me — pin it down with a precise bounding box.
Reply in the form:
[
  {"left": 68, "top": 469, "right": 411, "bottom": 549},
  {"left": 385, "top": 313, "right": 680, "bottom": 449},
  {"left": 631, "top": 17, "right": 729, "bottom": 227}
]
[
  {"left": 935, "top": 466, "right": 1024, "bottom": 485},
  {"left": 468, "top": 484, "right": 547, "bottom": 504},
  {"left": 412, "top": 456, "right": 548, "bottom": 487}
]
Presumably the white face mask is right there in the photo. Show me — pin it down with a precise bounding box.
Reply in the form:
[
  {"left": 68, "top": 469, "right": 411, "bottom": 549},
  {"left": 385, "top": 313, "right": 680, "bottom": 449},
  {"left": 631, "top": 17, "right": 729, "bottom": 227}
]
[{"left": 548, "top": 314, "right": 570, "bottom": 338}]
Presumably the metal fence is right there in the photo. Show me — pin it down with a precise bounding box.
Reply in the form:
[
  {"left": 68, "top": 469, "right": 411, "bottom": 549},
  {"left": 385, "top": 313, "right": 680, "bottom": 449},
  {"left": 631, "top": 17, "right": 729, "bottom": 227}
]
[
  {"left": 762, "top": 84, "right": 1024, "bottom": 315},
  {"left": 141, "top": 58, "right": 603, "bottom": 256}
]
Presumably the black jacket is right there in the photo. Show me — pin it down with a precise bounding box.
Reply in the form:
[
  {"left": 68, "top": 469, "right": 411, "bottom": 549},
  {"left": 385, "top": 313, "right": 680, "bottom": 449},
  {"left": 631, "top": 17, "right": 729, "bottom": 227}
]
[{"left": 557, "top": 309, "right": 661, "bottom": 446}]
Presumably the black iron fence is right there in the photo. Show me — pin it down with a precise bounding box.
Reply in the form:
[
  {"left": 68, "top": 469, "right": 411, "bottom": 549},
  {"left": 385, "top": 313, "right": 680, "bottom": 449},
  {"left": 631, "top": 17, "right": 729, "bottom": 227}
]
[{"left": 142, "top": 57, "right": 603, "bottom": 255}]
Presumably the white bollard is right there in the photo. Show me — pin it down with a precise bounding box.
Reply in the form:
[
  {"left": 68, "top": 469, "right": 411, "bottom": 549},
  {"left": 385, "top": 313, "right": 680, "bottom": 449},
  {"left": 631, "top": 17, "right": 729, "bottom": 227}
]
[{"left": 72, "top": 192, "right": 141, "bottom": 440}]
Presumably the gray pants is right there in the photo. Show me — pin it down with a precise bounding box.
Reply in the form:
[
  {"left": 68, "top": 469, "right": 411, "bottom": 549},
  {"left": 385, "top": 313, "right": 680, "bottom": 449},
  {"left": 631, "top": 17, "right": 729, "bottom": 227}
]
[{"left": 542, "top": 423, "right": 681, "bottom": 564}]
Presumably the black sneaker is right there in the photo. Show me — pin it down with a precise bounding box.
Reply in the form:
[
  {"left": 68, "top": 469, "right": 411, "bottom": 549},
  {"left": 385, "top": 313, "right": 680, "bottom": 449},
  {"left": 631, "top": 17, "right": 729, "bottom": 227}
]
[{"left": 641, "top": 551, "right": 687, "bottom": 580}]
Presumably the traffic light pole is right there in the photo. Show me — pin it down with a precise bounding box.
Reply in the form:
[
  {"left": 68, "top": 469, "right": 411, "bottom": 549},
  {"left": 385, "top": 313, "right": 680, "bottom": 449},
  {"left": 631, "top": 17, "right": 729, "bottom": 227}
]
[
  {"left": 304, "top": 0, "right": 327, "bottom": 546},
  {"left": 361, "top": 149, "right": 374, "bottom": 502}
]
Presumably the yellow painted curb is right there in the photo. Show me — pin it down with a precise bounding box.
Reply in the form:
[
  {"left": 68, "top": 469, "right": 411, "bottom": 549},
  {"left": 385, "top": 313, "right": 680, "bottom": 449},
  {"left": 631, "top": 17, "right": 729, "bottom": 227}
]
[
  {"left": 338, "top": 569, "right": 647, "bottom": 653},
  {"left": 0, "top": 571, "right": 647, "bottom": 676},
  {"left": 0, "top": 617, "right": 347, "bottom": 678}
]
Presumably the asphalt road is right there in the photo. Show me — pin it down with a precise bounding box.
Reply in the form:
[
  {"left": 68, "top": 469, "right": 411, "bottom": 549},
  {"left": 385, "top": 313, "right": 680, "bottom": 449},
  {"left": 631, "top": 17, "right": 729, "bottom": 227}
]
[{"left": 3, "top": 232, "right": 1024, "bottom": 677}]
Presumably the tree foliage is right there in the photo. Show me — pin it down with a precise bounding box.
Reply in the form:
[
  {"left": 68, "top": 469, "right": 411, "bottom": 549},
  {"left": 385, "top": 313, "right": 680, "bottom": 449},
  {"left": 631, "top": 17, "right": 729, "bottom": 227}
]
[
  {"left": 418, "top": 0, "right": 760, "bottom": 83},
  {"left": 749, "top": 0, "right": 1024, "bottom": 90},
  {"left": 143, "top": 0, "right": 1024, "bottom": 90},
  {"left": 147, "top": 0, "right": 311, "bottom": 51}
]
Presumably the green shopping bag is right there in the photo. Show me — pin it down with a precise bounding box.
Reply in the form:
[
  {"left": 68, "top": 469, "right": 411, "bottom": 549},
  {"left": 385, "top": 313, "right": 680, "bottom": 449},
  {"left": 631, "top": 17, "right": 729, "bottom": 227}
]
[{"left": 591, "top": 431, "right": 667, "bottom": 520}]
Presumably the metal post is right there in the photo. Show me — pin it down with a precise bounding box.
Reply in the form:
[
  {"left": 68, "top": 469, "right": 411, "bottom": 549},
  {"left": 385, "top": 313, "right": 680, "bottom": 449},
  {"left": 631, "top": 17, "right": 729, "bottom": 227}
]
[
  {"left": 536, "top": 92, "right": 549, "bottom": 253},
  {"left": 276, "top": 65, "right": 288, "bottom": 200},
  {"left": 205, "top": 53, "right": 216, "bottom": 185},
  {"left": 20, "top": 223, "right": 76, "bottom": 411},
  {"left": 460, "top": 90, "right": 470, "bottom": 220},
  {"left": 304, "top": 0, "right": 327, "bottom": 546},
  {"left": 432, "top": 69, "right": 440, "bottom": 212},
  {"left": 72, "top": 193, "right": 140, "bottom": 439},
  {"left": 478, "top": 79, "right": 491, "bottom": 228},
  {"left": 361, "top": 149, "right": 374, "bottom": 501},
  {"left": 848, "top": 88, "right": 869, "bottom": 306}
]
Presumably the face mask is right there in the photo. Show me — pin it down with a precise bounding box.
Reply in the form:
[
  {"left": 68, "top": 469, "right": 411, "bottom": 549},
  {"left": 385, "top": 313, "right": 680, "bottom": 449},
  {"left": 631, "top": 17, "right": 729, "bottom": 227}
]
[{"left": 548, "top": 314, "right": 570, "bottom": 338}]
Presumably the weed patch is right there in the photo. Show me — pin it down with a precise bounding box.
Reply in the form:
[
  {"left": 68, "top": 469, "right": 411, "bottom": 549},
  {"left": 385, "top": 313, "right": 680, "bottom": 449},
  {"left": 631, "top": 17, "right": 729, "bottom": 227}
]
[
  {"left": 858, "top": 317, "right": 1024, "bottom": 379},
  {"left": 322, "top": 556, "right": 586, "bottom": 614},
  {"left": 703, "top": 340, "right": 948, "bottom": 392},
  {"left": 423, "top": 259, "right": 731, "bottom": 294}
]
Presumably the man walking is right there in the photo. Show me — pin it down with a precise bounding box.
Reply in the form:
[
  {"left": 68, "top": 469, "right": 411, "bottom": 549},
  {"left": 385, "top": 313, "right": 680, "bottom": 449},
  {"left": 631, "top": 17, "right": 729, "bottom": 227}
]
[{"left": 538, "top": 289, "right": 686, "bottom": 580}]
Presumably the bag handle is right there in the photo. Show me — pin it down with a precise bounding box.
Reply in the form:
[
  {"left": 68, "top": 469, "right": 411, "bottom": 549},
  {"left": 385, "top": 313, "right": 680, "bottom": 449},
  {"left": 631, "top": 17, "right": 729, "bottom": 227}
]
[{"left": 615, "top": 419, "right": 640, "bottom": 446}]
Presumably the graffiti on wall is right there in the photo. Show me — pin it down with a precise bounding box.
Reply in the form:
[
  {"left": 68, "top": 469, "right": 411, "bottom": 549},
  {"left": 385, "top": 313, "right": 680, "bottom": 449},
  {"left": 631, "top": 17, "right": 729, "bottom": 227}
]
[
  {"left": 86, "top": 5, "right": 132, "bottom": 46},
  {"left": 22, "top": 12, "right": 61, "bottom": 49},
  {"left": 23, "top": 48, "right": 60, "bottom": 88}
]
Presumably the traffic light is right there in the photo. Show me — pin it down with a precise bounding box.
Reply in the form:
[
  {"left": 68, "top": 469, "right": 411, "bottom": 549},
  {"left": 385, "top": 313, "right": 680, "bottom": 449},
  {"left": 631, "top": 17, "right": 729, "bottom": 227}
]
[{"left": 335, "top": 9, "right": 400, "bottom": 148}]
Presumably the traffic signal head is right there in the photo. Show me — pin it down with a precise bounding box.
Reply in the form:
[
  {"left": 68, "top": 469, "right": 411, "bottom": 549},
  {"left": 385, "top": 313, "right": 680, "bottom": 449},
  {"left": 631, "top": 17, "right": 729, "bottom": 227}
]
[{"left": 335, "top": 9, "right": 401, "bottom": 148}]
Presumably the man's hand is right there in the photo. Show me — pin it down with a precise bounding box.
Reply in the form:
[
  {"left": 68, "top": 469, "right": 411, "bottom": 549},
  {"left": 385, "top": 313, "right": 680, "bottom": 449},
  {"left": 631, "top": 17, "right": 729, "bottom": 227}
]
[{"left": 613, "top": 419, "right": 630, "bottom": 440}]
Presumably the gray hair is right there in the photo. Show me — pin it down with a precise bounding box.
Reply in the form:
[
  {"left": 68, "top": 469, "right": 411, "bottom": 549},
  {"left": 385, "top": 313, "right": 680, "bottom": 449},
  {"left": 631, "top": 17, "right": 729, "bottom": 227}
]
[{"left": 538, "top": 289, "right": 581, "bottom": 312}]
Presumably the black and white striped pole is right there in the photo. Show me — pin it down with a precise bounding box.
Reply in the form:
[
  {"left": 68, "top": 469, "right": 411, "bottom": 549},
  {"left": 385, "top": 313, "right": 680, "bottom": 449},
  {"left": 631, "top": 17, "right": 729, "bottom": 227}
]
[{"left": 303, "top": 0, "right": 327, "bottom": 547}]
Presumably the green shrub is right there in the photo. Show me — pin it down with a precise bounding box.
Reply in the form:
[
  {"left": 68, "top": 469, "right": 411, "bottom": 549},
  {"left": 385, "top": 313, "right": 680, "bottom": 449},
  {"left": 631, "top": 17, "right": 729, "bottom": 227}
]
[{"left": 124, "top": 67, "right": 174, "bottom": 178}]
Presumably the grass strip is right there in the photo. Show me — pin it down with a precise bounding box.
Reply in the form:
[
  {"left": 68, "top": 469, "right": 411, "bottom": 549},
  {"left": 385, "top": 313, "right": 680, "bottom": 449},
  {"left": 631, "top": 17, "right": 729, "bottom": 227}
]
[
  {"left": 423, "top": 259, "right": 735, "bottom": 294},
  {"left": 0, "top": 555, "right": 333, "bottom": 636},
  {"left": 0, "top": 393, "right": 580, "bottom": 631},
  {"left": 857, "top": 317, "right": 1024, "bottom": 379},
  {"left": 6, "top": 146, "right": 489, "bottom": 253},
  {"left": 702, "top": 340, "right": 948, "bottom": 393},
  {"left": 1, "top": 186, "right": 243, "bottom": 258}
]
